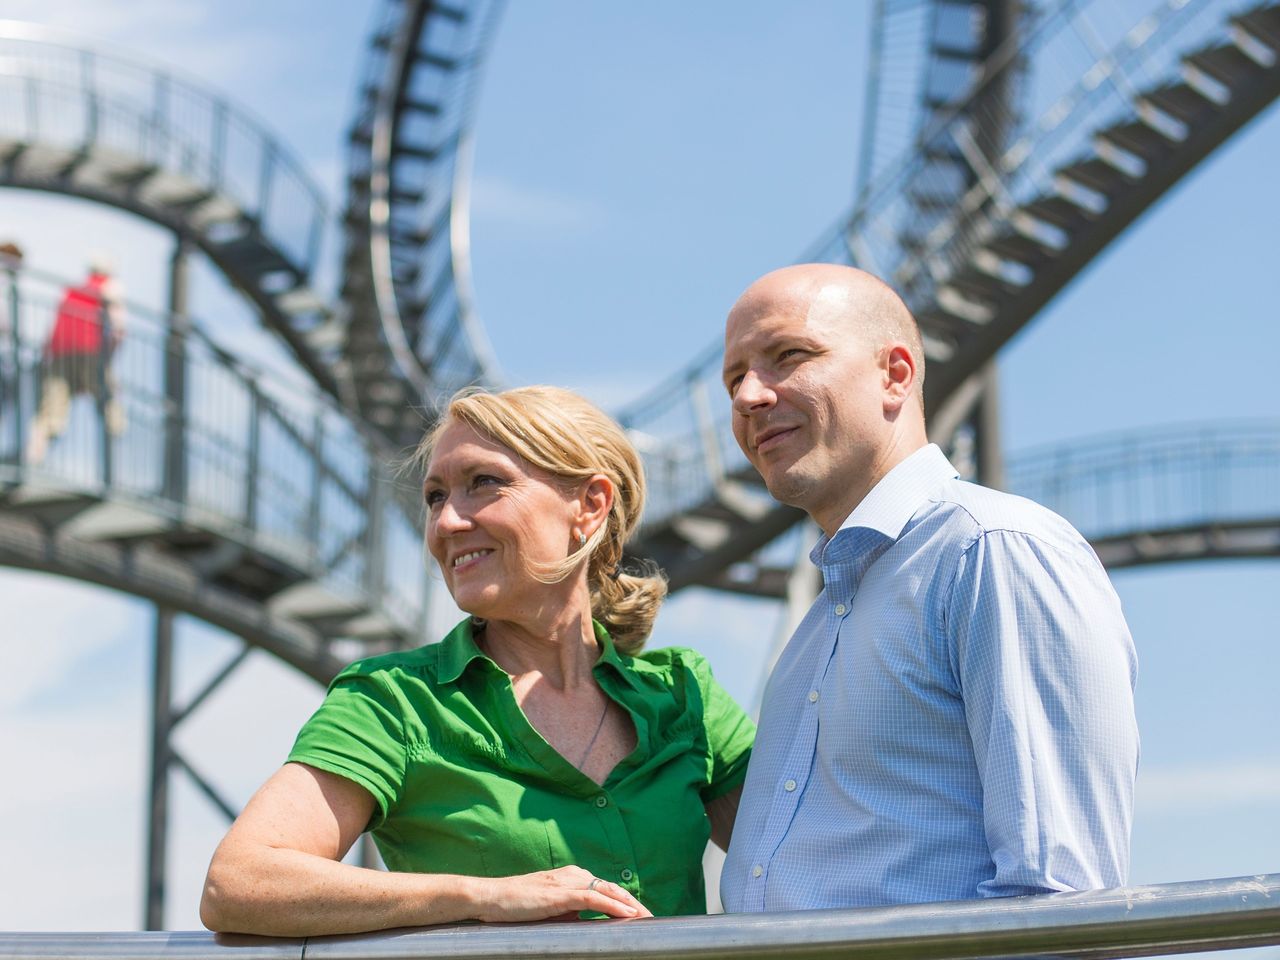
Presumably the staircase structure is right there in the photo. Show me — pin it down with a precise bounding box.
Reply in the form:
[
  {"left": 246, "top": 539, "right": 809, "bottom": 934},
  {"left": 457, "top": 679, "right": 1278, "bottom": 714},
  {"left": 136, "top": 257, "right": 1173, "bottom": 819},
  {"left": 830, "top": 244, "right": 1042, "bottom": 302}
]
[
  {"left": 619, "top": 0, "right": 1280, "bottom": 596},
  {"left": 1, "top": 0, "right": 1278, "bottom": 931},
  {"left": 340, "top": 0, "right": 504, "bottom": 443},
  {"left": 0, "top": 21, "right": 350, "bottom": 404}
]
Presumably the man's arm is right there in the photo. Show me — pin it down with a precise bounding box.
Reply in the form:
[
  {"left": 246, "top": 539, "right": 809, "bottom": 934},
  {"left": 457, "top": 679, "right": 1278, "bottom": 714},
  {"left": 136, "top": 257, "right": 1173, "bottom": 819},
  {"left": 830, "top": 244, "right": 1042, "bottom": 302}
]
[{"left": 948, "top": 528, "right": 1139, "bottom": 897}]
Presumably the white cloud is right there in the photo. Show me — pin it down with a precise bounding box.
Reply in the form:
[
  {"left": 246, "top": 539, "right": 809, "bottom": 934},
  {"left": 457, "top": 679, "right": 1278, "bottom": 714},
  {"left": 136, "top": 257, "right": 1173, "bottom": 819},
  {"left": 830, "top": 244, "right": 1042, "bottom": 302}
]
[
  {"left": 0, "top": 572, "right": 145, "bottom": 709},
  {"left": 1137, "top": 761, "right": 1280, "bottom": 815}
]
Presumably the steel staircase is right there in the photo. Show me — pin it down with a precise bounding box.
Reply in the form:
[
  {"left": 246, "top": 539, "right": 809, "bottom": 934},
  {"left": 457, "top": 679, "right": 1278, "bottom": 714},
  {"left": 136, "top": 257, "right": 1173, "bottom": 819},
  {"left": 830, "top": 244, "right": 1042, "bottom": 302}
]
[
  {"left": 0, "top": 267, "right": 425, "bottom": 683},
  {"left": 620, "top": 0, "right": 1280, "bottom": 596},
  {"left": 0, "top": 22, "right": 352, "bottom": 407},
  {"left": 340, "top": 0, "right": 504, "bottom": 445}
]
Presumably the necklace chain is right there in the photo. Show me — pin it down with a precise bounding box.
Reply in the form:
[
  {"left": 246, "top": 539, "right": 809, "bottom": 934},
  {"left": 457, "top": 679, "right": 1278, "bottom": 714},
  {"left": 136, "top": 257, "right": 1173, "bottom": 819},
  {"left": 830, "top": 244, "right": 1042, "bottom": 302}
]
[{"left": 575, "top": 695, "right": 610, "bottom": 768}]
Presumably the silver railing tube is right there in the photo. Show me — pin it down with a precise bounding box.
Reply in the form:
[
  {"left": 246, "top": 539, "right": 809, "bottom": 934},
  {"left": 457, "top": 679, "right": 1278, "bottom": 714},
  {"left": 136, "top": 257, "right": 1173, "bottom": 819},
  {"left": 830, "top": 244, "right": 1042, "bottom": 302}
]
[{"left": 2, "top": 874, "right": 1278, "bottom": 960}]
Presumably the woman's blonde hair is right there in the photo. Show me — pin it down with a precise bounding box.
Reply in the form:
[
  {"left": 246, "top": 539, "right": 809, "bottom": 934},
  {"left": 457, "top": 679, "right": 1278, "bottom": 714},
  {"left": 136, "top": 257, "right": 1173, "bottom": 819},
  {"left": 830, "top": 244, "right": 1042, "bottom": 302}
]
[{"left": 416, "top": 385, "right": 667, "bottom": 653}]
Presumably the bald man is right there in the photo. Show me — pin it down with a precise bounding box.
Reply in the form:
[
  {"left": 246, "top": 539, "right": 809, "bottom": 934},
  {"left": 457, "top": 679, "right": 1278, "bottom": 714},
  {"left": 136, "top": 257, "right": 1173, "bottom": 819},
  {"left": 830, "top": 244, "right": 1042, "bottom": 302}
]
[{"left": 719, "top": 264, "right": 1138, "bottom": 911}]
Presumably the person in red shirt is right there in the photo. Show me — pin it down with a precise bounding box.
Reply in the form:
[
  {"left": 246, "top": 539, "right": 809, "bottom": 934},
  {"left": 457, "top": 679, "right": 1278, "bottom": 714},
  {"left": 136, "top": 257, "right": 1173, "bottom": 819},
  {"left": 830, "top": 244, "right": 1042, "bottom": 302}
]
[{"left": 26, "top": 256, "right": 126, "bottom": 466}]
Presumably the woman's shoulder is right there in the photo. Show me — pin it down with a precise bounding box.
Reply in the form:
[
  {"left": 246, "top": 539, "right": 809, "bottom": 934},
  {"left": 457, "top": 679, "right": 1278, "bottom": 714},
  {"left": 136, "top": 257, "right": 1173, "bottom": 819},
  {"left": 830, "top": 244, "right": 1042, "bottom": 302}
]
[
  {"left": 330, "top": 643, "right": 441, "bottom": 688},
  {"left": 619, "top": 644, "right": 716, "bottom": 686}
]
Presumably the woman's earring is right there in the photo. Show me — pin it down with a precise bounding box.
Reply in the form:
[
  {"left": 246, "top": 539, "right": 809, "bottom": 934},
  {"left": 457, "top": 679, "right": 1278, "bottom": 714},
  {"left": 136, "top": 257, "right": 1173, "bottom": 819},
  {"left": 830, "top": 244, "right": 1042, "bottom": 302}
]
[{"left": 577, "top": 532, "right": 587, "bottom": 548}]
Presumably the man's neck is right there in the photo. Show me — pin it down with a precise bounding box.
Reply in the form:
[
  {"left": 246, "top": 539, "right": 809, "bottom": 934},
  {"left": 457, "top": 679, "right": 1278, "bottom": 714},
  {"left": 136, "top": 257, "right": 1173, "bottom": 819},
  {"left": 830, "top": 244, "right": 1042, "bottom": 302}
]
[{"left": 814, "top": 436, "right": 928, "bottom": 539}]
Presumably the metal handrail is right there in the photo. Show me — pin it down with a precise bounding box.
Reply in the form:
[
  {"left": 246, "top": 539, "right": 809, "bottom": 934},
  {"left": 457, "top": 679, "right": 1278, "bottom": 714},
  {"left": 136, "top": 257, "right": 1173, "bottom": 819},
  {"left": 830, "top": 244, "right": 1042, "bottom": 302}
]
[
  {"left": 0, "top": 21, "right": 328, "bottom": 279},
  {"left": 0, "top": 265, "right": 425, "bottom": 635},
  {"left": 1, "top": 874, "right": 1277, "bottom": 959},
  {"left": 1007, "top": 420, "right": 1280, "bottom": 543}
]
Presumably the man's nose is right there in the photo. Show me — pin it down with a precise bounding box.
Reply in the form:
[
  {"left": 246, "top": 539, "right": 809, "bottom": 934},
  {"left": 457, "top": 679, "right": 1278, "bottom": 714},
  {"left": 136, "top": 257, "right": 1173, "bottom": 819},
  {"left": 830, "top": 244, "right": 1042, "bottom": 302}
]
[{"left": 733, "top": 370, "right": 776, "bottom": 413}]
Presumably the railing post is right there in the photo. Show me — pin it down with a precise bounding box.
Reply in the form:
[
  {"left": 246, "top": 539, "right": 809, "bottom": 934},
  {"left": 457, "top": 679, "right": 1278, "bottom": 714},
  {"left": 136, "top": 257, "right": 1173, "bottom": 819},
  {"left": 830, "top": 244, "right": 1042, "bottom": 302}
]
[
  {"left": 144, "top": 604, "right": 175, "bottom": 931},
  {"left": 25, "top": 73, "right": 38, "bottom": 142},
  {"left": 97, "top": 300, "right": 114, "bottom": 489},
  {"left": 151, "top": 73, "right": 170, "bottom": 161},
  {"left": 244, "top": 379, "right": 261, "bottom": 533},
  {"left": 3, "top": 259, "right": 22, "bottom": 463},
  {"left": 308, "top": 411, "right": 325, "bottom": 569},
  {"left": 364, "top": 461, "right": 387, "bottom": 605},
  {"left": 163, "top": 238, "right": 190, "bottom": 508},
  {"left": 80, "top": 49, "right": 99, "bottom": 146},
  {"left": 689, "top": 378, "right": 724, "bottom": 487},
  {"left": 257, "top": 143, "right": 276, "bottom": 228},
  {"left": 209, "top": 99, "right": 228, "bottom": 189}
]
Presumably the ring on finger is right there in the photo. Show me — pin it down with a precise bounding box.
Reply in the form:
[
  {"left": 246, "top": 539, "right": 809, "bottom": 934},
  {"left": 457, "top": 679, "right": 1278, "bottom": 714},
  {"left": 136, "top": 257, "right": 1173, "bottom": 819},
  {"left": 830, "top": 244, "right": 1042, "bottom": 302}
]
[{"left": 587, "top": 877, "right": 602, "bottom": 892}]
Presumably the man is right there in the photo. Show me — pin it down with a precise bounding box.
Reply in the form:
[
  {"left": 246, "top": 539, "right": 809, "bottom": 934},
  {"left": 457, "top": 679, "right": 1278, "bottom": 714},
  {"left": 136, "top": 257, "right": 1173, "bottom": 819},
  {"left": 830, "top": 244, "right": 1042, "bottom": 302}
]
[
  {"left": 720, "top": 264, "right": 1138, "bottom": 911},
  {"left": 26, "top": 255, "right": 126, "bottom": 465}
]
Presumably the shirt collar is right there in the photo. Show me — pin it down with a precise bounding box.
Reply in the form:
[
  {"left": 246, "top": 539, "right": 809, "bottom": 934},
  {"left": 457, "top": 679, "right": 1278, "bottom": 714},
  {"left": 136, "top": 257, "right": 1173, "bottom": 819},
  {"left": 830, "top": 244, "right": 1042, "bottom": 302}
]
[
  {"left": 811, "top": 443, "right": 959, "bottom": 568},
  {"left": 436, "top": 616, "right": 636, "bottom": 686},
  {"left": 437, "top": 617, "right": 488, "bottom": 683}
]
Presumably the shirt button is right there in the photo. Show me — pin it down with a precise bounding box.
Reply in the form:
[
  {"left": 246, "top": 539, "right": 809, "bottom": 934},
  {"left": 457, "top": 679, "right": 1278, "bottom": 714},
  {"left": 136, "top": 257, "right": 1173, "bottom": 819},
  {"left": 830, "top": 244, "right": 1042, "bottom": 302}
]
[
  {"left": 808, "top": 690, "right": 819, "bottom": 703},
  {"left": 620, "top": 868, "right": 634, "bottom": 882},
  {"left": 595, "top": 795, "right": 608, "bottom": 808},
  {"left": 784, "top": 779, "right": 797, "bottom": 792},
  {"left": 834, "top": 603, "right": 847, "bottom": 615},
  {"left": 752, "top": 864, "right": 763, "bottom": 878}
]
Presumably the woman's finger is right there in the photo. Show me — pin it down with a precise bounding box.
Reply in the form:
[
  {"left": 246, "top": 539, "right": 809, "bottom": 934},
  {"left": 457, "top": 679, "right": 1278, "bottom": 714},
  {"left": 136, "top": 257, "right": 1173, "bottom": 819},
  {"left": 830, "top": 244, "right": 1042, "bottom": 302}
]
[{"left": 582, "top": 878, "right": 652, "bottom": 918}]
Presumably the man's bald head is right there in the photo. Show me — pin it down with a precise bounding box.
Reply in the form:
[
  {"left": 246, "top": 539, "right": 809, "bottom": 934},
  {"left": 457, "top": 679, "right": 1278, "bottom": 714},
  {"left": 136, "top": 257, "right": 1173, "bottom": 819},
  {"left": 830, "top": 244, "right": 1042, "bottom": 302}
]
[
  {"left": 728, "top": 264, "right": 926, "bottom": 400},
  {"left": 722, "top": 263, "right": 929, "bottom": 534}
]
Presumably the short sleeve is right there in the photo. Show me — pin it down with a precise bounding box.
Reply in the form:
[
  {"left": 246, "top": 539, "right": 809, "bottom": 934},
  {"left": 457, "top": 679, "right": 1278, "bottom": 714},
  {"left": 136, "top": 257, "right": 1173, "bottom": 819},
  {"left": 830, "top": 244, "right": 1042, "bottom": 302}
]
[
  {"left": 287, "top": 666, "right": 407, "bottom": 829},
  {"left": 684, "top": 650, "right": 756, "bottom": 803}
]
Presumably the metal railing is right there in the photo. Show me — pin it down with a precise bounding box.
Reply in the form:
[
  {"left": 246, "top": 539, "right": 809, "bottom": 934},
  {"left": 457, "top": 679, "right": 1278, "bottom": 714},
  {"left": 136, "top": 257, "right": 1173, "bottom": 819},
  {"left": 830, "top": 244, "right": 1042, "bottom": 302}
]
[
  {"left": 1007, "top": 421, "right": 1280, "bottom": 544},
  {"left": 1, "top": 874, "right": 1277, "bottom": 958},
  {"left": 0, "top": 264, "right": 426, "bottom": 638},
  {"left": 0, "top": 21, "right": 328, "bottom": 280}
]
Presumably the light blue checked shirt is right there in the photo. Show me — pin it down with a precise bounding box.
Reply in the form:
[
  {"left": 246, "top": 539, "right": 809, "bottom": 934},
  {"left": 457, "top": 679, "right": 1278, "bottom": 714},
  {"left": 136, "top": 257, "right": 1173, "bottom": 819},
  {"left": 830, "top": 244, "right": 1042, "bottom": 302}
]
[{"left": 722, "top": 444, "right": 1138, "bottom": 912}]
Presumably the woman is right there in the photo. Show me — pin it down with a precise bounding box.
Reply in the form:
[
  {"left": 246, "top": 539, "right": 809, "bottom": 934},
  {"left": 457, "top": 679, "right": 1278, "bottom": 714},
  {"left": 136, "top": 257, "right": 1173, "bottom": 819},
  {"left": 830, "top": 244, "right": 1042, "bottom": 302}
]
[{"left": 200, "top": 386, "right": 755, "bottom": 935}]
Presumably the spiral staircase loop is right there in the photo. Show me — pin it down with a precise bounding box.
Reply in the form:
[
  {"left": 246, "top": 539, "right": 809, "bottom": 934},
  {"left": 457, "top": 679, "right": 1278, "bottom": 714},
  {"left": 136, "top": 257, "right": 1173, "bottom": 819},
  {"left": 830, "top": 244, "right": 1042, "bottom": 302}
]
[{"left": 341, "top": 0, "right": 505, "bottom": 445}]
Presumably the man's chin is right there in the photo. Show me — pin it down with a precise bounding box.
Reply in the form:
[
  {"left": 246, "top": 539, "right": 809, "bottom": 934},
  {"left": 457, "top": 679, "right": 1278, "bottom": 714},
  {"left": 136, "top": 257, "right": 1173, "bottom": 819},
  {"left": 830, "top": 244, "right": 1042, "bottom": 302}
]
[{"left": 758, "top": 463, "right": 812, "bottom": 509}]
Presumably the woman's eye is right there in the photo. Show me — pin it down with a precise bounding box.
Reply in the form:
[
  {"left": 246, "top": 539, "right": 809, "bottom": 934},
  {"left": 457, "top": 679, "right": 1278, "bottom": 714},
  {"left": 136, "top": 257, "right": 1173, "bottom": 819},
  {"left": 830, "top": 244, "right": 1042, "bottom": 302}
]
[
  {"left": 424, "top": 489, "right": 444, "bottom": 507},
  {"left": 472, "top": 474, "right": 501, "bottom": 490}
]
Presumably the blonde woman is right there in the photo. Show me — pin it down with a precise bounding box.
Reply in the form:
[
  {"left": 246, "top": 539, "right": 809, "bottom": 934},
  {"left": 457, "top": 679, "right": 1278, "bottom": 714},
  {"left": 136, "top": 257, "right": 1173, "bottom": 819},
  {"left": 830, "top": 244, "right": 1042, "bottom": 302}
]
[{"left": 201, "top": 386, "right": 754, "bottom": 935}]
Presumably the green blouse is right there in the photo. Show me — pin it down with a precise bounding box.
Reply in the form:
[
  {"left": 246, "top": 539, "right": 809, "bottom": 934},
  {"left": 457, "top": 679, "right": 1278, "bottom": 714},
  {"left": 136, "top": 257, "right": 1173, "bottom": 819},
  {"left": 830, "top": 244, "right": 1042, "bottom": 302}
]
[{"left": 287, "top": 618, "right": 755, "bottom": 916}]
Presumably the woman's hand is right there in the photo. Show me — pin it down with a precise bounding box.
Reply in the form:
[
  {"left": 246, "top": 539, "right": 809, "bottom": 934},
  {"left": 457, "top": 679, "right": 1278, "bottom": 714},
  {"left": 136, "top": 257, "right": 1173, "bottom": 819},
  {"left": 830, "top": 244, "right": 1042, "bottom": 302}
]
[{"left": 471, "top": 865, "right": 652, "bottom": 922}]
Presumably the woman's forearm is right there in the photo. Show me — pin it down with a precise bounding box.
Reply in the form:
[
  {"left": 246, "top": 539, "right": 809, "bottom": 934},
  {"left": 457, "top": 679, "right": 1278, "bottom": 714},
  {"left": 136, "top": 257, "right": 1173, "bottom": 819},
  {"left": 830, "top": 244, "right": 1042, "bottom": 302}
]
[
  {"left": 200, "top": 839, "right": 482, "bottom": 935},
  {"left": 200, "top": 839, "right": 648, "bottom": 935}
]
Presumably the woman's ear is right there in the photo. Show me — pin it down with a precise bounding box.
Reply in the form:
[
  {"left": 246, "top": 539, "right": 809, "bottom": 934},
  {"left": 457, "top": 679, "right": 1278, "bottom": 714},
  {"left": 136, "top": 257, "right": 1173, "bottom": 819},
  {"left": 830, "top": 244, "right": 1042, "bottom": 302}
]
[{"left": 577, "top": 474, "right": 615, "bottom": 539}]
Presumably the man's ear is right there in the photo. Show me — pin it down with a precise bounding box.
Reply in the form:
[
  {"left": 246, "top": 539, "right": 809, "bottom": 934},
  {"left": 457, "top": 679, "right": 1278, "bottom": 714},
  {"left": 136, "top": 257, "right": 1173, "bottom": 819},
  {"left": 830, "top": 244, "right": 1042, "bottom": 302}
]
[
  {"left": 883, "top": 344, "right": 917, "bottom": 412},
  {"left": 576, "top": 474, "right": 615, "bottom": 538}
]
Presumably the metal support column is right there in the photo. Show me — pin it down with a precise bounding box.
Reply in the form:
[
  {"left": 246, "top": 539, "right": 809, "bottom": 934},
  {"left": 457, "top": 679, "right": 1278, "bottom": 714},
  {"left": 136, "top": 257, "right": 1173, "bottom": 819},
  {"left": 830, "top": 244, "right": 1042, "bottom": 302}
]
[
  {"left": 975, "top": 360, "right": 1005, "bottom": 490},
  {"left": 163, "top": 238, "right": 190, "bottom": 506},
  {"left": 144, "top": 605, "right": 175, "bottom": 930}
]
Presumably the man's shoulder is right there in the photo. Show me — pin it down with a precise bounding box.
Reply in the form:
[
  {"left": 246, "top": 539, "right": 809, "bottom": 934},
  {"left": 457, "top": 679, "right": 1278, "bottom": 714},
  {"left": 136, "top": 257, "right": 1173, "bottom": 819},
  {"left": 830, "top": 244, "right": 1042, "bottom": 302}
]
[{"left": 919, "top": 478, "right": 1088, "bottom": 554}]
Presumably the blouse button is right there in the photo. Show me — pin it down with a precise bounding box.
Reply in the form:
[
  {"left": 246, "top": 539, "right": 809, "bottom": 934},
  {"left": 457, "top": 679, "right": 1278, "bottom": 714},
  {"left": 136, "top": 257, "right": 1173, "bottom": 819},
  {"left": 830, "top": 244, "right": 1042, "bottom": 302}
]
[
  {"left": 620, "top": 868, "right": 634, "bottom": 882},
  {"left": 595, "top": 795, "right": 608, "bottom": 808}
]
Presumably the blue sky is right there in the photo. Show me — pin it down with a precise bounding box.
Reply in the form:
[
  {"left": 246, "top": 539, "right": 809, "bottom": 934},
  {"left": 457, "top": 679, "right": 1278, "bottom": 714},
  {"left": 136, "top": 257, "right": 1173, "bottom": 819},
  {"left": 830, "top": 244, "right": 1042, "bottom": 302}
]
[{"left": 0, "top": 0, "right": 1277, "bottom": 938}]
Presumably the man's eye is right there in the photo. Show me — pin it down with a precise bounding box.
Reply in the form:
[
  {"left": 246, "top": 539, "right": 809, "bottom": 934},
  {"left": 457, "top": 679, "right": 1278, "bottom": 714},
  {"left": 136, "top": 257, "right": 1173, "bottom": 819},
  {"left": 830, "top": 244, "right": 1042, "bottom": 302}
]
[
  {"left": 726, "top": 376, "right": 743, "bottom": 396},
  {"left": 778, "top": 348, "right": 802, "bottom": 362}
]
